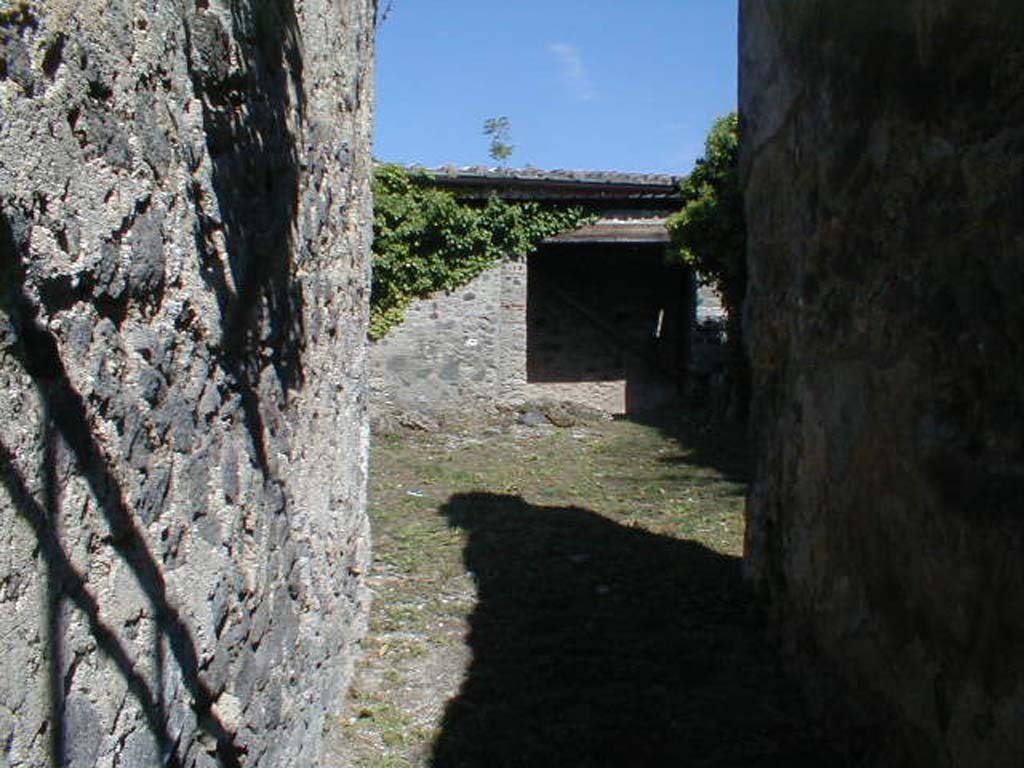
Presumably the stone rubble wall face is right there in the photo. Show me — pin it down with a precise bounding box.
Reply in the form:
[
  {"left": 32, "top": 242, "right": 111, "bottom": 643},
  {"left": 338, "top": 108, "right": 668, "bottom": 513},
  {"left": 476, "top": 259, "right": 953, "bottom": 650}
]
[
  {"left": 0, "top": 1, "right": 374, "bottom": 765},
  {"left": 369, "top": 261, "right": 523, "bottom": 417},
  {"left": 741, "top": 1, "right": 1024, "bottom": 765}
]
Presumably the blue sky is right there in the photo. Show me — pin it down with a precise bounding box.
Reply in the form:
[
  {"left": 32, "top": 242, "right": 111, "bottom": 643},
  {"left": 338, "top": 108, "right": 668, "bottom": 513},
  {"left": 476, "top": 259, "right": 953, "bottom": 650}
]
[{"left": 374, "top": 1, "right": 738, "bottom": 175}]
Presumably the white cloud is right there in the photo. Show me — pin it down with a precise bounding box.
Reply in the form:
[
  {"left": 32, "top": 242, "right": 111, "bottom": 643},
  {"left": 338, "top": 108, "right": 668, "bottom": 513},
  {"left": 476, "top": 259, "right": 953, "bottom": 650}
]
[{"left": 548, "top": 43, "right": 596, "bottom": 102}]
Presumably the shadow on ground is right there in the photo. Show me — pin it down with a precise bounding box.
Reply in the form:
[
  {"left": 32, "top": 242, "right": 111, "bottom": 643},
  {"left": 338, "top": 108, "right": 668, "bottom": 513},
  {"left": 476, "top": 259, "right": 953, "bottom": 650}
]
[
  {"left": 430, "top": 492, "right": 841, "bottom": 768},
  {"left": 628, "top": 407, "right": 750, "bottom": 486}
]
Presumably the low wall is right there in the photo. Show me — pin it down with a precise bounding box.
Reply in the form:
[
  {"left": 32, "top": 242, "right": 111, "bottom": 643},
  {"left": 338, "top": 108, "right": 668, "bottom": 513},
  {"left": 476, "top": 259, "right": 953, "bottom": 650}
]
[{"left": 741, "top": 1, "right": 1024, "bottom": 765}]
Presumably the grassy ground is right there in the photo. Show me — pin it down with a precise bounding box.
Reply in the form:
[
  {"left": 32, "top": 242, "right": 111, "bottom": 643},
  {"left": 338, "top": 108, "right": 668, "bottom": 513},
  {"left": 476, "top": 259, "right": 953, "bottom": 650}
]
[{"left": 326, "top": 411, "right": 838, "bottom": 767}]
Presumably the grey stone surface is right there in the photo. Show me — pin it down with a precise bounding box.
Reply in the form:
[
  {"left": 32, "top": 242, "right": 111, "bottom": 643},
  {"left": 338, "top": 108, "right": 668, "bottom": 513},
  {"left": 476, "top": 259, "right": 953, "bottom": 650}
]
[
  {"left": 741, "top": 2, "right": 1024, "bottom": 765},
  {"left": 0, "top": 1, "right": 375, "bottom": 766},
  {"left": 369, "top": 260, "right": 526, "bottom": 419}
]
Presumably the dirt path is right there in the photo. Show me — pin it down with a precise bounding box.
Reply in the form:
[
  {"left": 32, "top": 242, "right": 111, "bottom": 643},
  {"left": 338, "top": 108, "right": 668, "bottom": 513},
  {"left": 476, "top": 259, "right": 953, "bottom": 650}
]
[{"left": 326, "top": 412, "right": 840, "bottom": 767}]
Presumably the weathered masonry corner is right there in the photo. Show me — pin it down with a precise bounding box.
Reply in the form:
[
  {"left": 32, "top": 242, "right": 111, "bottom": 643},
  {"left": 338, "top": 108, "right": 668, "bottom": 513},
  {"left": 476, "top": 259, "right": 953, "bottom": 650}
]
[{"left": 369, "top": 167, "right": 728, "bottom": 419}]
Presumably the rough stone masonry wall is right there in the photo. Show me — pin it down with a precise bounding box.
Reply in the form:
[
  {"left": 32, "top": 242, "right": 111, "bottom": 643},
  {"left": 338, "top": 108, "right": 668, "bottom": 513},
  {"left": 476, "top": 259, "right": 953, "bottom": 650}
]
[
  {"left": 0, "top": 1, "right": 374, "bottom": 766},
  {"left": 741, "top": 2, "right": 1024, "bottom": 765},
  {"left": 368, "top": 259, "right": 527, "bottom": 419}
]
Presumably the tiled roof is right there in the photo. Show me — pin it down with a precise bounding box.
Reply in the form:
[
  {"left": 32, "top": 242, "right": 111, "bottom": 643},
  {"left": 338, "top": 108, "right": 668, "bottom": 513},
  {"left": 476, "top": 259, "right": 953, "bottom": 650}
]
[
  {"left": 382, "top": 164, "right": 682, "bottom": 242},
  {"left": 411, "top": 165, "right": 682, "bottom": 188},
  {"left": 396, "top": 165, "right": 683, "bottom": 204}
]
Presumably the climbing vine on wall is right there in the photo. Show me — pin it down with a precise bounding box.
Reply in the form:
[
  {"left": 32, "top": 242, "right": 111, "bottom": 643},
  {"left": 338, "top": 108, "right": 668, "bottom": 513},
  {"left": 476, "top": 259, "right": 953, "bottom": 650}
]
[{"left": 370, "top": 164, "right": 591, "bottom": 339}]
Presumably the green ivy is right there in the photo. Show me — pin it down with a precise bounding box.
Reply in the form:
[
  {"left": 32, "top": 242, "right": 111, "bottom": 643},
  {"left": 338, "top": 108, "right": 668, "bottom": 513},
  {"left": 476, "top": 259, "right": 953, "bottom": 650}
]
[
  {"left": 666, "top": 112, "right": 745, "bottom": 329},
  {"left": 370, "top": 164, "right": 591, "bottom": 339},
  {"left": 667, "top": 113, "right": 749, "bottom": 416}
]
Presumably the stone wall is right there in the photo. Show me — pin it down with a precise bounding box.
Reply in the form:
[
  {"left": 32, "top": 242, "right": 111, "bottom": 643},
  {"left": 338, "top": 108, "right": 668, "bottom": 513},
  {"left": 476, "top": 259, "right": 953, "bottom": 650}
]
[
  {"left": 0, "top": 1, "right": 375, "bottom": 766},
  {"left": 368, "top": 246, "right": 687, "bottom": 420},
  {"left": 368, "top": 259, "right": 526, "bottom": 419},
  {"left": 689, "top": 278, "right": 728, "bottom": 382},
  {"left": 741, "top": 1, "right": 1024, "bottom": 765}
]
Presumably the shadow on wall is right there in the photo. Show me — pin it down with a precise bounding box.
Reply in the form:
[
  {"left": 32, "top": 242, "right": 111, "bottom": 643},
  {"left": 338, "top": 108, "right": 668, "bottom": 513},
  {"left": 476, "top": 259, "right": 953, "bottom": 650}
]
[
  {"left": 186, "top": 0, "right": 306, "bottom": 474},
  {"left": 429, "top": 493, "right": 842, "bottom": 768},
  {"left": 0, "top": 0, "right": 308, "bottom": 763},
  {"left": 0, "top": 216, "right": 242, "bottom": 767}
]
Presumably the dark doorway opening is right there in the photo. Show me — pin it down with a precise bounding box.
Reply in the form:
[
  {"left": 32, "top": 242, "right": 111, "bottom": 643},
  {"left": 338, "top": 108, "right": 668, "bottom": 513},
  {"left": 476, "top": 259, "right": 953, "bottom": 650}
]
[{"left": 526, "top": 242, "right": 690, "bottom": 415}]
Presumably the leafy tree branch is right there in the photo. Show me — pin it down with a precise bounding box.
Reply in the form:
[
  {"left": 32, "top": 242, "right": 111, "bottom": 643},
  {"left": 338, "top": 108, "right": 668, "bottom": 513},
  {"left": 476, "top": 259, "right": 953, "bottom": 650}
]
[
  {"left": 483, "top": 116, "right": 514, "bottom": 165},
  {"left": 666, "top": 112, "right": 745, "bottom": 332},
  {"left": 667, "top": 113, "right": 749, "bottom": 416}
]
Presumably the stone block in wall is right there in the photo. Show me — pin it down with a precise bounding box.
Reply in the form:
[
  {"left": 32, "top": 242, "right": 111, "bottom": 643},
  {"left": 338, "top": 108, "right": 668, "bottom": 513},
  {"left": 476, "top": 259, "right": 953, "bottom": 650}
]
[
  {"left": 0, "top": 1, "right": 375, "bottom": 765},
  {"left": 741, "top": 1, "right": 1024, "bottom": 765}
]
